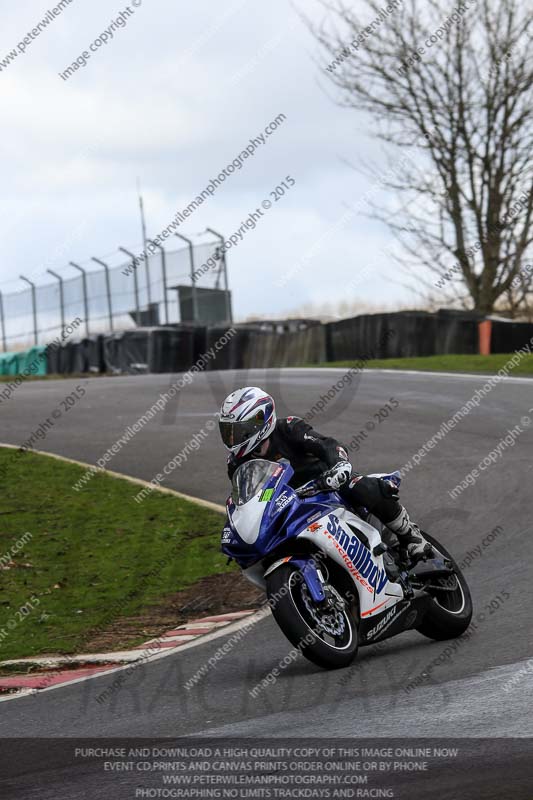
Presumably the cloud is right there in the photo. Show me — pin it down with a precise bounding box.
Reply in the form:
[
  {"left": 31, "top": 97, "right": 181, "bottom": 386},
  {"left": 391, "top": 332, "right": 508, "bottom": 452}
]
[{"left": 0, "top": 0, "right": 418, "bottom": 324}]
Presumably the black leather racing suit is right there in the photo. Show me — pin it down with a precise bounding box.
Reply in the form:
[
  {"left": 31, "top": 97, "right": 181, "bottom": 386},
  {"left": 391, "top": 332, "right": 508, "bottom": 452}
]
[{"left": 227, "top": 416, "right": 402, "bottom": 525}]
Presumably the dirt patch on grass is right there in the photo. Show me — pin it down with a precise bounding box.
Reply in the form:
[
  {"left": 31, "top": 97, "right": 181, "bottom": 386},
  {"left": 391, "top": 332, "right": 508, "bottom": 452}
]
[{"left": 80, "top": 571, "right": 265, "bottom": 653}]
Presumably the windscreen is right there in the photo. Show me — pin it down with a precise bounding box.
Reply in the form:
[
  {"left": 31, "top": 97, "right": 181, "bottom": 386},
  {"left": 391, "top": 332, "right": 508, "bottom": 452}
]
[{"left": 231, "top": 459, "right": 280, "bottom": 506}]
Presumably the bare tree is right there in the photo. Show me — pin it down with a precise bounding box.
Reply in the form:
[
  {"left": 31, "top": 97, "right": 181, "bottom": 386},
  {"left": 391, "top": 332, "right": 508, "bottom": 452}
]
[{"left": 310, "top": 0, "right": 533, "bottom": 315}]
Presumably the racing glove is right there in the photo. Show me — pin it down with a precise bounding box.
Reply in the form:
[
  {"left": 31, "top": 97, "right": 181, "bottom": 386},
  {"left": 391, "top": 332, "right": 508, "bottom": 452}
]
[{"left": 319, "top": 461, "right": 352, "bottom": 491}]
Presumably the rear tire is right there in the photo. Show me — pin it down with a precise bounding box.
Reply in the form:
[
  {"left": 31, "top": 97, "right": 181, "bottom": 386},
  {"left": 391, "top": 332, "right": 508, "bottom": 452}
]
[
  {"left": 266, "top": 563, "right": 358, "bottom": 669},
  {"left": 415, "top": 531, "right": 473, "bottom": 641}
]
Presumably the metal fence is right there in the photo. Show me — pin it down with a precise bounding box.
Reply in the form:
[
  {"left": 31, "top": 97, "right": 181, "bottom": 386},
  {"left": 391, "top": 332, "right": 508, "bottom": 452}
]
[{"left": 0, "top": 237, "right": 225, "bottom": 352}]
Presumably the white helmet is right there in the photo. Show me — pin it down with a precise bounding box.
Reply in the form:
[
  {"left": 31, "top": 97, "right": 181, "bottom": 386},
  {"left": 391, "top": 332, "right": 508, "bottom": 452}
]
[{"left": 219, "top": 386, "right": 276, "bottom": 458}]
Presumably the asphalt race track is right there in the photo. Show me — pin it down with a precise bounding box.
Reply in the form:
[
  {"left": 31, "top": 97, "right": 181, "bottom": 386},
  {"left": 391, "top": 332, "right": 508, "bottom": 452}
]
[{"left": 1, "top": 368, "right": 532, "bottom": 797}]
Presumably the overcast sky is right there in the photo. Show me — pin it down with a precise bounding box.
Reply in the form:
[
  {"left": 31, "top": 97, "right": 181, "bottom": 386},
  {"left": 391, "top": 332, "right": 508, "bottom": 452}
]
[{"left": 0, "top": 0, "right": 424, "bottom": 322}]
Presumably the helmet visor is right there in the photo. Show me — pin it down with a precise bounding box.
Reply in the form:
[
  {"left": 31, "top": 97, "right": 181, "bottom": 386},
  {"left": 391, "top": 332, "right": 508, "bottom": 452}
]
[{"left": 219, "top": 411, "right": 265, "bottom": 449}]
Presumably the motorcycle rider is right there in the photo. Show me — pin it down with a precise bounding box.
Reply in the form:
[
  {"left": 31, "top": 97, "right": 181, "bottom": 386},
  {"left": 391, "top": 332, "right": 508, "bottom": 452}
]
[{"left": 218, "top": 386, "right": 432, "bottom": 563}]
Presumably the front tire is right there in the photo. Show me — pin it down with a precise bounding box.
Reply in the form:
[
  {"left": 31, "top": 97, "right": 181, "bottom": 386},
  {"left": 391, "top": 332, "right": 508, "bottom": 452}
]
[
  {"left": 415, "top": 531, "right": 473, "bottom": 641},
  {"left": 266, "top": 564, "right": 358, "bottom": 669}
]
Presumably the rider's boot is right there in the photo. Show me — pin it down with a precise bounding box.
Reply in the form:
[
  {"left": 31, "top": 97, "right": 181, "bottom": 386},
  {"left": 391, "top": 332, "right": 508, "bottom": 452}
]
[{"left": 387, "top": 506, "right": 433, "bottom": 564}]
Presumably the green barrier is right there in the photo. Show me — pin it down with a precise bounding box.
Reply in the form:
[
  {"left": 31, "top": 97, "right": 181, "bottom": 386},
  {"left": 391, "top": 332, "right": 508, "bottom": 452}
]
[
  {"left": 21, "top": 346, "right": 47, "bottom": 376},
  {"left": 0, "top": 346, "right": 47, "bottom": 377},
  {"left": 0, "top": 352, "right": 18, "bottom": 376}
]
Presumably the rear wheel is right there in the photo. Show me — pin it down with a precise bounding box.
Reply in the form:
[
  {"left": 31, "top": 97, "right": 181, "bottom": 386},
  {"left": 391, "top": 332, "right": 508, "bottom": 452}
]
[
  {"left": 415, "top": 532, "right": 473, "bottom": 640},
  {"left": 266, "top": 563, "right": 358, "bottom": 669}
]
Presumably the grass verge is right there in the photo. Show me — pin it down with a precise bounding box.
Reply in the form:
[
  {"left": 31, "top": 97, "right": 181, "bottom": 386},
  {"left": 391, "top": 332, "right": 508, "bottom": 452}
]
[
  {"left": 312, "top": 353, "right": 533, "bottom": 375},
  {"left": 0, "top": 447, "right": 231, "bottom": 662}
]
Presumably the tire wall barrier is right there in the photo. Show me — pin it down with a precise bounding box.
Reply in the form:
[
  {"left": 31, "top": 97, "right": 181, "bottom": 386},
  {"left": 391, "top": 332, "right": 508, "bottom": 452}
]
[
  {"left": 10, "top": 312, "right": 533, "bottom": 377},
  {"left": 326, "top": 314, "right": 400, "bottom": 361},
  {"left": 0, "top": 346, "right": 47, "bottom": 377},
  {"left": 149, "top": 328, "right": 195, "bottom": 373},
  {"left": 102, "top": 327, "right": 196, "bottom": 374},
  {"left": 325, "top": 312, "right": 481, "bottom": 361},
  {"left": 205, "top": 326, "right": 242, "bottom": 370},
  {"left": 434, "top": 315, "right": 478, "bottom": 356},
  {"left": 230, "top": 325, "right": 326, "bottom": 370},
  {"left": 489, "top": 320, "right": 533, "bottom": 353}
]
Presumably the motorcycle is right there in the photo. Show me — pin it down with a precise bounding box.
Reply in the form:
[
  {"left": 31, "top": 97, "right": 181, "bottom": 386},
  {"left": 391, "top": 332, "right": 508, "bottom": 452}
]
[{"left": 221, "top": 459, "right": 473, "bottom": 669}]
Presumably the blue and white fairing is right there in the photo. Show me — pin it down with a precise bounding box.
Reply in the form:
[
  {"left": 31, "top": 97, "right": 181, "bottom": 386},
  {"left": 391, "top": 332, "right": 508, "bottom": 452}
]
[
  {"left": 222, "top": 459, "right": 408, "bottom": 624},
  {"left": 221, "top": 460, "right": 339, "bottom": 568}
]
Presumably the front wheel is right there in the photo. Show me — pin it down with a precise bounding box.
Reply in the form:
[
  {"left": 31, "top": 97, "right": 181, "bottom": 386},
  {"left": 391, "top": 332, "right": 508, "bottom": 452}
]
[
  {"left": 415, "top": 531, "right": 473, "bottom": 641},
  {"left": 266, "top": 564, "right": 358, "bottom": 669}
]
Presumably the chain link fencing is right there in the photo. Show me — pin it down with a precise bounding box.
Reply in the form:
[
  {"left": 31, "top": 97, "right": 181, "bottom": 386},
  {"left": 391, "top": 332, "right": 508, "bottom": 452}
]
[{"left": 0, "top": 239, "right": 222, "bottom": 352}]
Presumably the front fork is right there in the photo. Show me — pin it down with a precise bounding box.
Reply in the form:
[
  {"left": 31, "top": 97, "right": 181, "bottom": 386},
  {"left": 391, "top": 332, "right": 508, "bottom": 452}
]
[
  {"left": 264, "top": 555, "right": 326, "bottom": 603},
  {"left": 265, "top": 556, "right": 351, "bottom": 617}
]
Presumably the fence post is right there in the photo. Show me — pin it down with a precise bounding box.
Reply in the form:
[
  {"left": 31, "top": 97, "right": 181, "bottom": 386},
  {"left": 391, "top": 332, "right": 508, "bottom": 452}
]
[
  {"left": 19, "top": 275, "right": 38, "bottom": 346},
  {"left": 91, "top": 258, "right": 114, "bottom": 332},
  {"left": 206, "top": 227, "right": 232, "bottom": 324},
  {"left": 148, "top": 240, "right": 169, "bottom": 325},
  {"left": 0, "top": 291, "right": 6, "bottom": 352},
  {"left": 118, "top": 247, "right": 141, "bottom": 325},
  {"left": 47, "top": 269, "right": 65, "bottom": 334},
  {"left": 174, "top": 233, "right": 199, "bottom": 323},
  {"left": 70, "top": 262, "right": 90, "bottom": 337}
]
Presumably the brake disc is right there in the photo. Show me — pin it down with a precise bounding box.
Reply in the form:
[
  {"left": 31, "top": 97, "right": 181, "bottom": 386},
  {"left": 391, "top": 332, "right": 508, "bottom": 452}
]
[{"left": 300, "top": 582, "right": 346, "bottom": 637}]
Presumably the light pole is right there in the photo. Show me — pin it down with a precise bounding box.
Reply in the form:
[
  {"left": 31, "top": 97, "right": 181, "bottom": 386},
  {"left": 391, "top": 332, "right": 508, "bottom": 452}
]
[
  {"left": 174, "top": 233, "right": 199, "bottom": 323},
  {"left": 70, "top": 262, "right": 90, "bottom": 336},
  {"left": 91, "top": 258, "right": 114, "bottom": 332},
  {"left": 148, "top": 239, "right": 169, "bottom": 325},
  {"left": 206, "top": 227, "right": 232, "bottom": 324},
  {"left": 118, "top": 247, "right": 141, "bottom": 324},
  {"left": 47, "top": 269, "right": 65, "bottom": 333},
  {"left": 20, "top": 275, "right": 38, "bottom": 345},
  {"left": 137, "top": 184, "right": 152, "bottom": 307}
]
